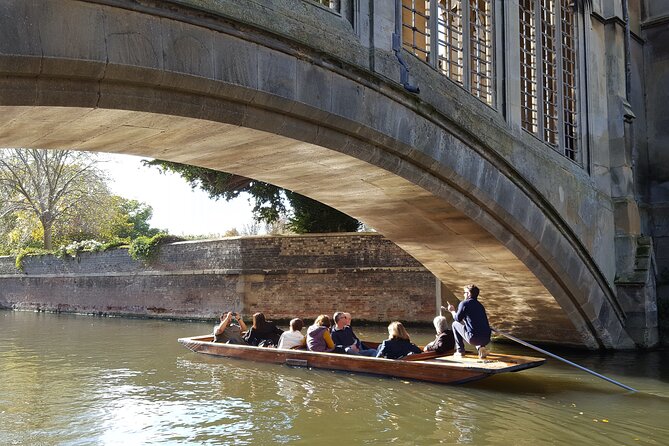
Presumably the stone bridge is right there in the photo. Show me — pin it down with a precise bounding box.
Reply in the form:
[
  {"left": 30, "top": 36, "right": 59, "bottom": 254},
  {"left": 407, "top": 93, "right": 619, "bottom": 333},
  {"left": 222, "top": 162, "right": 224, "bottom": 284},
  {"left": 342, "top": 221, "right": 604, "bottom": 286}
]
[{"left": 0, "top": 0, "right": 662, "bottom": 348}]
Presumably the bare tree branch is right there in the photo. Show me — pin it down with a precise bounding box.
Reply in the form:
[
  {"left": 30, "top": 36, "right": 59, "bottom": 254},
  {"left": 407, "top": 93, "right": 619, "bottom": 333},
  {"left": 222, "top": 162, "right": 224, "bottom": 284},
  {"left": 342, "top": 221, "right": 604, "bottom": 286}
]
[{"left": 0, "top": 148, "right": 108, "bottom": 249}]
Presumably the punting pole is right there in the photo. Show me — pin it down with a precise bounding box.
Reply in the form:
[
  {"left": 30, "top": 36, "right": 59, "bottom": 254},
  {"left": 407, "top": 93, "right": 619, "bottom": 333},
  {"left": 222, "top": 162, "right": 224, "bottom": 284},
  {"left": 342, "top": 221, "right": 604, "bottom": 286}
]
[{"left": 491, "top": 328, "right": 637, "bottom": 393}]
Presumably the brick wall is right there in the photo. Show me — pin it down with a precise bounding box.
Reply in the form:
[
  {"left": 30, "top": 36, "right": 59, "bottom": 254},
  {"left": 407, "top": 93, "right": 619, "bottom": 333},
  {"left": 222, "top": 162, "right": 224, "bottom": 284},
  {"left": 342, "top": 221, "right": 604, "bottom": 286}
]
[{"left": 0, "top": 233, "right": 437, "bottom": 324}]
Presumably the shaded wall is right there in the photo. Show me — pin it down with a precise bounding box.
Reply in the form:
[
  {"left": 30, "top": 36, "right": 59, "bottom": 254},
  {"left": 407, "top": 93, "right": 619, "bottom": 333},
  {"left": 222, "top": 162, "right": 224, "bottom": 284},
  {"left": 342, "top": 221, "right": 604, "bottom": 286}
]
[{"left": 641, "top": 4, "right": 669, "bottom": 344}]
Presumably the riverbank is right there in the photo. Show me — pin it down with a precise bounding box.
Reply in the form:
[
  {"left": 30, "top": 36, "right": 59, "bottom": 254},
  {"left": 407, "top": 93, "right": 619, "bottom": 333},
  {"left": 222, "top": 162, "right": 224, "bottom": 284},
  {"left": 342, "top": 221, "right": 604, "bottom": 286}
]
[{"left": 0, "top": 234, "right": 438, "bottom": 325}]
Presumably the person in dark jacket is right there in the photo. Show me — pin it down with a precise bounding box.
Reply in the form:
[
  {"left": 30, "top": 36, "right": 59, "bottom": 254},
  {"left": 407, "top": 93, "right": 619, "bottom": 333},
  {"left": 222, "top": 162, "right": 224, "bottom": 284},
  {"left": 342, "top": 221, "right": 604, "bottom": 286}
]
[
  {"left": 331, "top": 311, "right": 377, "bottom": 356},
  {"left": 423, "top": 315, "right": 455, "bottom": 354},
  {"left": 375, "top": 321, "right": 421, "bottom": 359},
  {"left": 243, "top": 312, "right": 283, "bottom": 347},
  {"left": 446, "top": 284, "right": 491, "bottom": 359}
]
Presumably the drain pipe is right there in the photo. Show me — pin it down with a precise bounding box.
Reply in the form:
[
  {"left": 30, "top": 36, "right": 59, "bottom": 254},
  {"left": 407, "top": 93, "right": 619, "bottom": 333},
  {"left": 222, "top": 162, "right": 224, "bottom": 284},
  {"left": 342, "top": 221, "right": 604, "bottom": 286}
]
[{"left": 392, "top": 0, "right": 420, "bottom": 94}]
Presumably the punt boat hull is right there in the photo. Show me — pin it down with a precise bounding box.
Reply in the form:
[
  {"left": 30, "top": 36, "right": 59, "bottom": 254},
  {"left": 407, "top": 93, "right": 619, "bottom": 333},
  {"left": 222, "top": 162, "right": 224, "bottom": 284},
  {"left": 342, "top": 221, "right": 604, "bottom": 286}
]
[{"left": 178, "top": 335, "right": 546, "bottom": 385}]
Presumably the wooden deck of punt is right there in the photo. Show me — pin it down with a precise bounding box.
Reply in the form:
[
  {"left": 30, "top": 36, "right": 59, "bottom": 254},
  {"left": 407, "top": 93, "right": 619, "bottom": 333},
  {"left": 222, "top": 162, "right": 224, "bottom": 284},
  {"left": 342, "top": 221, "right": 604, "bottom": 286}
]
[{"left": 178, "top": 335, "right": 546, "bottom": 385}]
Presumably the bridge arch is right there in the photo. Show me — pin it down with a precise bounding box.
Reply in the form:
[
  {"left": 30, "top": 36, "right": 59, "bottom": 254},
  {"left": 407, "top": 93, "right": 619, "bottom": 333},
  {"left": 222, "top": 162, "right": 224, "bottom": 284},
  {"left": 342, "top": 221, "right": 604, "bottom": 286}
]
[{"left": 0, "top": 0, "right": 638, "bottom": 348}]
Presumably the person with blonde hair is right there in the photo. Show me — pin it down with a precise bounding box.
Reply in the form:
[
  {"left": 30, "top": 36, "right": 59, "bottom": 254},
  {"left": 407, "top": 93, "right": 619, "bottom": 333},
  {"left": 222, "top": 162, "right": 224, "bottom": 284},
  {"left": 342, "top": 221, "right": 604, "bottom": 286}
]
[
  {"left": 306, "top": 315, "right": 336, "bottom": 352},
  {"left": 423, "top": 315, "right": 455, "bottom": 353},
  {"left": 375, "top": 321, "right": 422, "bottom": 359}
]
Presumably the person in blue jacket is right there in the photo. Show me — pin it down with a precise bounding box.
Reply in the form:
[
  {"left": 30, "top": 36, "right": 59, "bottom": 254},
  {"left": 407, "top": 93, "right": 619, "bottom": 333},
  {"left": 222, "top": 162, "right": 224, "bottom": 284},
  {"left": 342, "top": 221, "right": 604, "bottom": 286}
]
[
  {"left": 446, "top": 284, "right": 491, "bottom": 359},
  {"left": 375, "top": 321, "right": 422, "bottom": 359},
  {"left": 331, "top": 311, "right": 377, "bottom": 356}
]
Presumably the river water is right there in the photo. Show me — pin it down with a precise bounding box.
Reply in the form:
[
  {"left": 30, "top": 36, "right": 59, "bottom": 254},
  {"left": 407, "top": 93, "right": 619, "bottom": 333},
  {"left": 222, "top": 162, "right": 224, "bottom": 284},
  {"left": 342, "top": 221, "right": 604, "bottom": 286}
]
[{"left": 1, "top": 310, "right": 668, "bottom": 445}]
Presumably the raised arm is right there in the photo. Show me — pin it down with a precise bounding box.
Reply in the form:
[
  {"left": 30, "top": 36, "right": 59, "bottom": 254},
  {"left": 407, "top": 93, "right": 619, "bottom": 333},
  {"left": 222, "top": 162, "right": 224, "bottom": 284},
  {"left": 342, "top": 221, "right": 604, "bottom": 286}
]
[
  {"left": 214, "top": 312, "right": 233, "bottom": 335},
  {"left": 237, "top": 314, "right": 248, "bottom": 332}
]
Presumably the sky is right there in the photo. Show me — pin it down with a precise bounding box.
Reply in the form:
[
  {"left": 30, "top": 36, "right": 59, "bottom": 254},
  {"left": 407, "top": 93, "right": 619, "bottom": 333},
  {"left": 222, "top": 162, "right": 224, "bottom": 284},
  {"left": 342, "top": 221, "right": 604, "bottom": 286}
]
[{"left": 98, "top": 153, "right": 257, "bottom": 236}]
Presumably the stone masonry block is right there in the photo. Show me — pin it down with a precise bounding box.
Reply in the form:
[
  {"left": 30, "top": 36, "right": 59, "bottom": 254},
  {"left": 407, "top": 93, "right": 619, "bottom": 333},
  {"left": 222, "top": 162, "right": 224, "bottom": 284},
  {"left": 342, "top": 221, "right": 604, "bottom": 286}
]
[
  {"left": 213, "top": 33, "right": 259, "bottom": 91},
  {"left": 38, "top": 0, "right": 107, "bottom": 63},
  {"left": 0, "top": 1, "right": 42, "bottom": 56},
  {"left": 104, "top": 8, "right": 163, "bottom": 69},
  {"left": 329, "top": 71, "right": 365, "bottom": 125},
  {"left": 613, "top": 198, "right": 642, "bottom": 235},
  {"left": 257, "top": 48, "right": 297, "bottom": 101},
  {"left": 295, "top": 62, "right": 332, "bottom": 118},
  {"left": 161, "top": 20, "right": 215, "bottom": 88}
]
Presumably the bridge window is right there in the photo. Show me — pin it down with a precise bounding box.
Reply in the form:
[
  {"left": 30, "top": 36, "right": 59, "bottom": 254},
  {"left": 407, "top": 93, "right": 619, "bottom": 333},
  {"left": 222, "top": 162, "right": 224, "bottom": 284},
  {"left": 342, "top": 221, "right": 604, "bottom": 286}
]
[
  {"left": 402, "top": 0, "right": 430, "bottom": 62},
  {"left": 519, "top": 0, "right": 579, "bottom": 161},
  {"left": 312, "top": 0, "right": 335, "bottom": 9},
  {"left": 401, "top": 0, "right": 495, "bottom": 106}
]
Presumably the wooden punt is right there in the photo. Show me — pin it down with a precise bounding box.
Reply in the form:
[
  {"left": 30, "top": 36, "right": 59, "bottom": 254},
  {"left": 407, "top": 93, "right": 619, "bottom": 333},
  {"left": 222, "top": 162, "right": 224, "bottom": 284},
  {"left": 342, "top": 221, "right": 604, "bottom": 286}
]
[{"left": 178, "top": 335, "right": 546, "bottom": 385}]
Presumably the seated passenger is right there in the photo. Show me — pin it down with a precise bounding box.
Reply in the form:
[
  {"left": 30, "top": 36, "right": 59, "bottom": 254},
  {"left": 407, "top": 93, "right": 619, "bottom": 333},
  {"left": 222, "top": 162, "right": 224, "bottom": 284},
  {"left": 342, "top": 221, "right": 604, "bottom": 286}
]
[
  {"left": 423, "top": 316, "right": 455, "bottom": 354},
  {"left": 243, "top": 312, "right": 284, "bottom": 347},
  {"left": 278, "top": 318, "right": 307, "bottom": 349},
  {"left": 331, "top": 311, "right": 377, "bottom": 356},
  {"left": 306, "top": 315, "right": 336, "bottom": 352},
  {"left": 375, "top": 321, "right": 422, "bottom": 359},
  {"left": 213, "top": 312, "right": 248, "bottom": 344}
]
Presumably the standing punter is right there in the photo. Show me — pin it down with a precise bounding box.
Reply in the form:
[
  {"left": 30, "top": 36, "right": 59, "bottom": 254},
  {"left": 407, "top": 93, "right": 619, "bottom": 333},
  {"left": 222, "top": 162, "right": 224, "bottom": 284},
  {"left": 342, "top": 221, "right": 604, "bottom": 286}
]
[{"left": 446, "top": 284, "right": 491, "bottom": 359}]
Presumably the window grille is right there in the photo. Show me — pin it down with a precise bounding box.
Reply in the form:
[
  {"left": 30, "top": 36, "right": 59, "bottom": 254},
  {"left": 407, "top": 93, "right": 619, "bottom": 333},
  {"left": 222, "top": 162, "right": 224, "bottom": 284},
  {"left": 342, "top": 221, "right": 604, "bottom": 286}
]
[
  {"left": 519, "top": 0, "right": 579, "bottom": 161},
  {"left": 402, "top": 0, "right": 495, "bottom": 106},
  {"left": 561, "top": 0, "right": 578, "bottom": 159},
  {"left": 468, "top": 0, "right": 494, "bottom": 104},
  {"left": 402, "top": 0, "right": 430, "bottom": 62},
  {"left": 437, "top": 0, "right": 464, "bottom": 84},
  {"left": 541, "top": 0, "right": 558, "bottom": 145},
  {"left": 519, "top": 0, "right": 538, "bottom": 133},
  {"left": 311, "top": 0, "right": 339, "bottom": 12}
]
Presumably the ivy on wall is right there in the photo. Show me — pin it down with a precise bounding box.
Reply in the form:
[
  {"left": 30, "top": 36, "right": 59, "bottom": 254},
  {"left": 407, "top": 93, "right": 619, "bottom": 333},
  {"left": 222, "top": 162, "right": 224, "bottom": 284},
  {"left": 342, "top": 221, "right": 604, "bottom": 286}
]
[{"left": 128, "top": 233, "right": 184, "bottom": 264}]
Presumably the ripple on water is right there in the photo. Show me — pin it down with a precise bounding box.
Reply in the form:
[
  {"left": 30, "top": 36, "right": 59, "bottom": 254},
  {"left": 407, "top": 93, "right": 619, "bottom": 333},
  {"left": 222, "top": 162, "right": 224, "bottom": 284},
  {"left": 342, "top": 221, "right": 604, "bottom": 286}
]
[{"left": 3, "top": 311, "right": 669, "bottom": 445}]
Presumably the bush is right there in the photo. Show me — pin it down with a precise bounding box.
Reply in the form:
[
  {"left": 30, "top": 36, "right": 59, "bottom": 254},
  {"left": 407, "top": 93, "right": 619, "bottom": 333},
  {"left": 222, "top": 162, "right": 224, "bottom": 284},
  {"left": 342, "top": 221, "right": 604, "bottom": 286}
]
[
  {"left": 128, "top": 233, "right": 183, "bottom": 264},
  {"left": 101, "top": 239, "right": 130, "bottom": 251}
]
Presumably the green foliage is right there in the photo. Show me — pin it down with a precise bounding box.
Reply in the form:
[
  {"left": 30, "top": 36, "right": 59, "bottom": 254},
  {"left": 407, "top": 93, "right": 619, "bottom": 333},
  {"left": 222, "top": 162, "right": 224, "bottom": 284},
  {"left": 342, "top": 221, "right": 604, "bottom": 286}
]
[
  {"left": 0, "top": 193, "right": 161, "bottom": 255},
  {"left": 0, "top": 149, "right": 110, "bottom": 250},
  {"left": 15, "top": 239, "right": 121, "bottom": 271},
  {"left": 144, "top": 159, "right": 360, "bottom": 232},
  {"left": 284, "top": 191, "right": 361, "bottom": 233},
  {"left": 0, "top": 149, "right": 164, "bottom": 252},
  {"left": 128, "top": 233, "right": 183, "bottom": 264},
  {"left": 101, "top": 239, "right": 130, "bottom": 251},
  {"left": 109, "top": 198, "right": 161, "bottom": 240},
  {"left": 14, "top": 248, "right": 52, "bottom": 272},
  {"left": 54, "top": 196, "right": 162, "bottom": 247}
]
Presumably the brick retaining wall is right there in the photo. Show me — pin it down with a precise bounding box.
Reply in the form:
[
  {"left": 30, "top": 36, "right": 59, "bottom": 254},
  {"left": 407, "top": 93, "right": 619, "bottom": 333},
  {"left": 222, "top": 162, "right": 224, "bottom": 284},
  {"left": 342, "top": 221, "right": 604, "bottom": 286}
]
[{"left": 0, "top": 233, "right": 437, "bottom": 324}]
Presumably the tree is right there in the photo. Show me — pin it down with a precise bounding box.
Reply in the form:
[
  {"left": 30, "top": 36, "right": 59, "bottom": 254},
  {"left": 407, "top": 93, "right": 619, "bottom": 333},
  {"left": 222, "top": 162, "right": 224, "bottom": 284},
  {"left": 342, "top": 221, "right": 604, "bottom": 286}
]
[
  {"left": 0, "top": 195, "right": 162, "bottom": 255},
  {"left": 144, "top": 160, "right": 361, "bottom": 233},
  {"left": 54, "top": 196, "right": 161, "bottom": 245},
  {"left": 0, "top": 149, "right": 110, "bottom": 250},
  {"left": 107, "top": 198, "right": 161, "bottom": 240},
  {"left": 284, "top": 191, "right": 360, "bottom": 233}
]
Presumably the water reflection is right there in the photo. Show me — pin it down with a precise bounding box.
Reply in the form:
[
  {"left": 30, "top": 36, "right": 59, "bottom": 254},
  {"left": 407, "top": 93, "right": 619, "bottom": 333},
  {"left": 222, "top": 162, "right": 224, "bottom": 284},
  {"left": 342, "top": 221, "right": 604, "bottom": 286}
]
[{"left": 1, "top": 310, "right": 669, "bottom": 445}]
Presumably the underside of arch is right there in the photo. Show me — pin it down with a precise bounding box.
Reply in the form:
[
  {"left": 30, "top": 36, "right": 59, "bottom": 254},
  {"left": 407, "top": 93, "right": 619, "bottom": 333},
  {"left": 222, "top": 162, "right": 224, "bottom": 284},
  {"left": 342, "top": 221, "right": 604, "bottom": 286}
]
[{"left": 0, "top": 0, "right": 638, "bottom": 348}]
